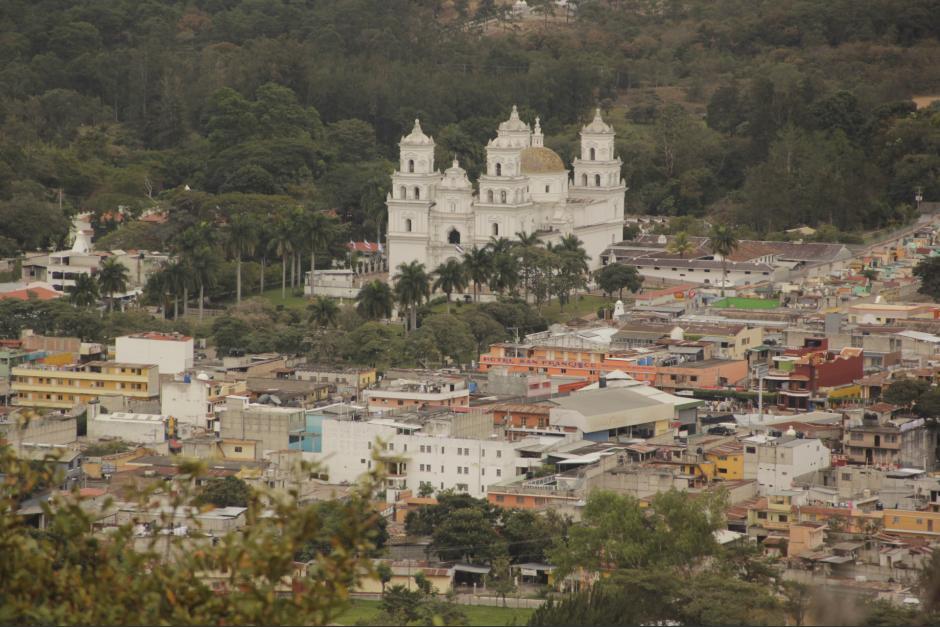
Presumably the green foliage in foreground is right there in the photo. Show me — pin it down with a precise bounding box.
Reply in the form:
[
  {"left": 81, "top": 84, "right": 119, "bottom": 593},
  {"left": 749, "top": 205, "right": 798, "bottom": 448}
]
[{"left": 0, "top": 445, "right": 388, "bottom": 625}]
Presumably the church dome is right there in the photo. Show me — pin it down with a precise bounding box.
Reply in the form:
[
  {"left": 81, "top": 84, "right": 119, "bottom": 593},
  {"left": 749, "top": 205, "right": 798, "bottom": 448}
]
[
  {"left": 498, "top": 105, "right": 530, "bottom": 133},
  {"left": 401, "top": 119, "right": 433, "bottom": 145},
  {"left": 582, "top": 108, "right": 613, "bottom": 134},
  {"left": 520, "top": 146, "right": 566, "bottom": 173}
]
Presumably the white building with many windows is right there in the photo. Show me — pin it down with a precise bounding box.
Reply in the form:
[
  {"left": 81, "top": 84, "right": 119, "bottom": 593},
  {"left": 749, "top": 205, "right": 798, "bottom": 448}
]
[
  {"left": 386, "top": 107, "right": 626, "bottom": 273},
  {"left": 303, "top": 409, "right": 553, "bottom": 500}
]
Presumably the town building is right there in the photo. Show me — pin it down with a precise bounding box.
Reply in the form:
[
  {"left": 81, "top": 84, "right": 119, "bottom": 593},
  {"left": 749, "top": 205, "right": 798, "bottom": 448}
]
[
  {"left": 218, "top": 396, "right": 307, "bottom": 460},
  {"left": 601, "top": 236, "right": 854, "bottom": 286},
  {"left": 760, "top": 337, "right": 864, "bottom": 410},
  {"left": 843, "top": 412, "right": 937, "bottom": 470},
  {"left": 11, "top": 361, "right": 160, "bottom": 409},
  {"left": 0, "top": 411, "right": 77, "bottom": 449},
  {"left": 363, "top": 375, "right": 469, "bottom": 412},
  {"left": 295, "top": 364, "right": 377, "bottom": 401},
  {"left": 743, "top": 435, "right": 831, "bottom": 494},
  {"left": 115, "top": 332, "right": 194, "bottom": 375},
  {"left": 387, "top": 108, "right": 625, "bottom": 274},
  {"left": 160, "top": 374, "right": 247, "bottom": 430},
  {"left": 302, "top": 408, "right": 543, "bottom": 499}
]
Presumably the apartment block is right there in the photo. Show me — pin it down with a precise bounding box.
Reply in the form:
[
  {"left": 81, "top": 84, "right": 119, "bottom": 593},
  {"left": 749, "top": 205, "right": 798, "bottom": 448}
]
[
  {"left": 11, "top": 361, "right": 159, "bottom": 409},
  {"left": 115, "top": 332, "right": 193, "bottom": 375}
]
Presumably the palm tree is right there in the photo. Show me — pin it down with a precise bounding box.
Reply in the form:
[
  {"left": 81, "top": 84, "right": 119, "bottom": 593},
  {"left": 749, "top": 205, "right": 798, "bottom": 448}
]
[
  {"left": 462, "top": 246, "right": 491, "bottom": 303},
  {"left": 356, "top": 280, "right": 394, "bottom": 320},
  {"left": 486, "top": 236, "right": 514, "bottom": 256},
  {"left": 489, "top": 251, "right": 519, "bottom": 296},
  {"left": 514, "top": 231, "right": 542, "bottom": 299},
  {"left": 272, "top": 213, "right": 294, "bottom": 299},
  {"left": 667, "top": 231, "right": 695, "bottom": 258},
  {"left": 434, "top": 259, "right": 467, "bottom": 303},
  {"left": 707, "top": 224, "right": 740, "bottom": 297},
  {"left": 187, "top": 245, "right": 220, "bottom": 320},
  {"left": 393, "top": 261, "right": 431, "bottom": 332},
  {"left": 98, "top": 257, "right": 129, "bottom": 312},
  {"left": 307, "top": 298, "right": 340, "bottom": 328},
  {"left": 304, "top": 211, "right": 335, "bottom": 295},
  {"left": 225, "top": 212, "right": 257, "bottom": 304},
  {"left": 163, "top": 259, "right": 188, "bottom": 319},
  {"left": 69, "top": 273, "right": 100, "bottom": 308}
]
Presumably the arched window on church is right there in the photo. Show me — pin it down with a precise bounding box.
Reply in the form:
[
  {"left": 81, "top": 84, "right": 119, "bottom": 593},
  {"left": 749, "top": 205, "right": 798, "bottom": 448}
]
[
  {"left": 487, "top": 190, "right": 494, "bottom": 203},
  {"left": 492, "top": 223, "right": 499, "bottom": 236},
  {"left": 405, "top": 218, "right": 412, "bottom": 232},
  {"left": 408, "top": 159, "right": 414, "bottom": 173},
  {"left": 594, "top": 174, "right": 601, "bottom": 187},
  {"left": 448, "top": 229, "right": 461, "bottom": 245},
  {"left": 589, "top": 147, "right": 596, "bottom": 161},
  {"left": 414, "top": 186, "right": 421, "bottom": 200},
  {"left": 500, "top": 190, "right": 507, "bottom": 204},
  {"left": 581, "top": 174, "right": 588, "bottom": 187},
  {"left": 400, "top": 186, "right": 406, "bottom": 199},
  {"left": 496, "top": 162, "right": 502, "bottom": 176}
]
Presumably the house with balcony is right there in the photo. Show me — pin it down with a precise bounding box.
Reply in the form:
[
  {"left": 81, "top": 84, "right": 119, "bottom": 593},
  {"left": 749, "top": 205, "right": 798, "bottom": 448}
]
[
  {"left": 760, "top": 337, "right": 863, "bottom": 411},
  {"left": 11, "top": 361, "right": 160, "bottom": 409},
  {"left": 843, "top": 412, "right": 937, "bottom": 471}
]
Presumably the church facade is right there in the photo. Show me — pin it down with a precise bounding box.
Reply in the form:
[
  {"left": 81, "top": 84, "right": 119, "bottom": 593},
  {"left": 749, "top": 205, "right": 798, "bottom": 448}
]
[{"left": 386, "top": 106, "right": 626, "bottom": 274}]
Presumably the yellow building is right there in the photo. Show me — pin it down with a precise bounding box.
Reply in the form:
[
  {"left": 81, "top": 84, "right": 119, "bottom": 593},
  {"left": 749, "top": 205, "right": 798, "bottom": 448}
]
[
  {"left": 356, "top": 560, "right": 454, "bottom": 595},
  {"left": 705, "top": 443, "right": 745, "bottom": 480},
  {"left": 747, "top": 493, "right": 798, "bottom": 533},
  {"left": 884, "top": 509, "right": 940, "bottom": 536},
  {"left": 11, "top": 361, "right": 159, "bottom": 409}
]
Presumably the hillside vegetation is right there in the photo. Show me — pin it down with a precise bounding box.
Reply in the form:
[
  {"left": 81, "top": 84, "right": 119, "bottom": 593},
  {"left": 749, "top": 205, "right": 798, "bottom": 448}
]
[{"left": 0, "top": 0, "right": 938, "bottom": 256}]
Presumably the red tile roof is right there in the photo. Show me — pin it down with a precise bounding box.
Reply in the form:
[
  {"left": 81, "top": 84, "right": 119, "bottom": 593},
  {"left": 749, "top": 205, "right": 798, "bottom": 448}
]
[
  {"left": 347, "top": 241, "right": 382, "bottom": 253},
  {"left": 0, "top": 287, "right": 62, "bottom": 301}
]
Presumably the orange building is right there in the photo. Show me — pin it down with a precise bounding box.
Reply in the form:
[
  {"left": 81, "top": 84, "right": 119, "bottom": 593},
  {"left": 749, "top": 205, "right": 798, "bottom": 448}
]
[{"left": 479, "top": 342, "right": 747, "bottom": 390}]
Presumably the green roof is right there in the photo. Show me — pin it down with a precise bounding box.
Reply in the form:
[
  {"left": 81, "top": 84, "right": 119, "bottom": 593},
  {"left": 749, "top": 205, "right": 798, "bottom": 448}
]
[{"left": 711, "top": 297, "right": 779, "bottom": 309}]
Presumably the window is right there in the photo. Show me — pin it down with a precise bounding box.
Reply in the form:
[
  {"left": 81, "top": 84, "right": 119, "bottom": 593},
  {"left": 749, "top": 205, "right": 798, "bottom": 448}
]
[
  {"left": 408, "top": 159, "right": 414, "bottom": 173},
  {"left": 581, "top": 173, "right": 587, "bottom": 186},
  {"left": 448, "top": 228, "right": 461, "bottom": 244},
  {"left": 361, "top": 459, "right": 366, "bottom": 464},
  {"left": 487, "top": 190, "right": 494, "bottom": 203},
  {"left": 757, "top": 512, "right": 767, "bottom": 519},
  {"left": 779, "top": 514, "right": 788, "bottom": 523},
  {"left": 718, "top": 468, "right": 727, "bottom": 474},
  {"left": 544, "top": 185, "right": 550, "bottom": 193},
  {"left": 457, "top": 449, "right": 462, "bottom": 456},
  {"left": 464, "top": 448, "right": 470, "bottom": 456},
  {"left": 234, "top": 446, "right": 243, "bottom": 453},
  {"left": 496, "top": 162, "right": 502, "bottom": 176},
  {"left": 414, "top": 186, "right": 420, "bottom": 200},
  {"left": 589, "top": 147, "right": 596, "bottom": 160},
  {"left": 496, "top": 495, "right": 505, "bottom": 502},
  {"left": 595, "top": 174, "right": 601, "bottom": 187},
  {"left": 851, "top": 432, "right": 864, "bottom": 441},
  {"left": 464, "top": 467, "right": 469, "bottom": 474},
  {"left": 457, "top": 467, "right": 462, "bottom": 474},
  {"left": 746, "top": 446, "right": 756, "bottom": 454},
  {"left": 457, "top": 483, "right": 469, "bottom": 492},
  {"left": 893, "top": 516, "right": 900, "bottom": 524},
  {"left": 492, "top": 222, "right": 499, "bottom": 236},
  {"left": 496, "top": 450, "right": 502, "bottom": 458},
  {"left": 496, "top": 469, "right": 502, "bottom": 477},
  {"left": 405, "top": 218, "right": 412, "bottom": 232},
  {"left": 841, "top": 472, "right": 852, "bottom": 481},
  {"left": 500, "top": 190, "right": 507, "bottom": 203}
]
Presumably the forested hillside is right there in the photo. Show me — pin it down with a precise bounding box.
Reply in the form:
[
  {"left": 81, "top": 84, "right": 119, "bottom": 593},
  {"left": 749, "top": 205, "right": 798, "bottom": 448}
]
[{"left": 1, "top": 0, "right": 939, "bottom": 255}]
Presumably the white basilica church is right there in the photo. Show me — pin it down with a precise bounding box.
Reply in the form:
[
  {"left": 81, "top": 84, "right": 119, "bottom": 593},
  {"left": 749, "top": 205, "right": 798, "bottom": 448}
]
[{"left": 386, "top": 106, "right": 626, "bottom": 273}]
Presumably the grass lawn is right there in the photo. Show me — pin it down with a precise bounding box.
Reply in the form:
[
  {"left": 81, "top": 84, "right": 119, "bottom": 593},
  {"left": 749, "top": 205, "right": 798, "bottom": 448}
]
[
  {"left": 427, "top": 293, "right": 610, "bottom": 325},
  {"left": 257, "top": 286, "right": 313, "bottom": 310},
  {"left": 710, "top": 297, "right": 778, "bottom": 309},
  {"left": 334, "top": 599, "right": 533, "bottom": 626}
]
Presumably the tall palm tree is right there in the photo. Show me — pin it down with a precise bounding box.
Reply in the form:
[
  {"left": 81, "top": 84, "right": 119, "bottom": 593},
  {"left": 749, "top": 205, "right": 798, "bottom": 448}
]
[
  {"left": 707, "top": 224, "right": 740, "bottom": 297},
  {"left": 356, "top": 280, "right": 394, "bottom": 320},
  {"left": 163, "top": 259, "right": 188, "bottom": 319},
  {"left": 489, "top": 252, "right": 519, "bottom": 296},
  {"left": 667, "top": 231, "right": 694, "bottom": 258},
  {"left": 225, "top": 212, "right": 257, "bottom": 304},
  {"left": 393, "top": 261, "right": 430, "bottom": 332},
  {"left": 486, "top": 236, "right": 514, "bottom": 256},
  {"left": 187, "top": 245, "right": 220, "bottom": 320},
  {"left": 69, "top": 273, "right": 100, "bottom": 308},
  {"left": 433, "top": 259, "right": 467, "bottom": 303},
  {"left": 462, "top": 246, "right": 491, "bottom": 303},
  {"left": 514, "top": 231, "right": 541, "bottom": 299},
  {"left": 98, "top": 257, "right": 129, "bottom": 312},
  {"left": 272, "top": 213, "right": 295, "bottom": 299},
  {"left": 256, "top": 220, "right": 272, "bottom": 295},
  {"left": 304, "top": 211, "right": 335, "bottom": 294},
  {"left": 307, "top": 298, "right": 340, "bottom": 328}
]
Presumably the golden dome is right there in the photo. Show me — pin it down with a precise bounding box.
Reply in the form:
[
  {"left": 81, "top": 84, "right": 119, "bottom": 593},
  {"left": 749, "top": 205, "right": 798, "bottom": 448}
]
[{"left": 520, "top": 146, "right": 566, "bottom": 173}]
